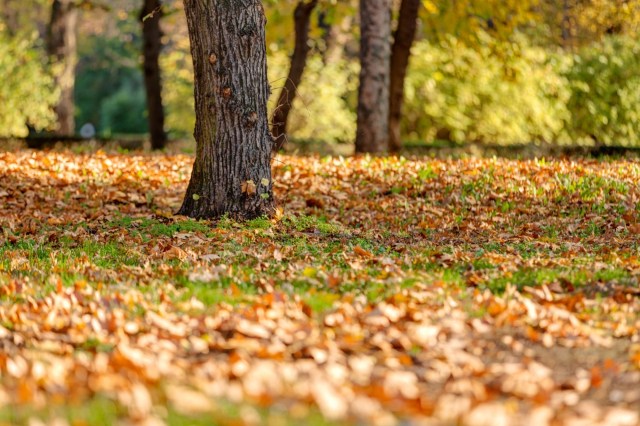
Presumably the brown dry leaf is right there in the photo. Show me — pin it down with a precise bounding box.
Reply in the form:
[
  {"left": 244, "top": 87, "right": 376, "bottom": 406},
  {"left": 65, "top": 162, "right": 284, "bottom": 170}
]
[
  {"left": 241, "top": 180, "right": 257, "bottom": 195},
  {"left": 163, "top": 245, "right": 188, "bottom": 261}
]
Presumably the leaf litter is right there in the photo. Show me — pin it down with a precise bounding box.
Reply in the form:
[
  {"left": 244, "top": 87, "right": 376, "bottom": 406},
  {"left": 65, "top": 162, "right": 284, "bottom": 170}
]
[{"left": 0, "top": 150, "right": 639, "bottom": 425}]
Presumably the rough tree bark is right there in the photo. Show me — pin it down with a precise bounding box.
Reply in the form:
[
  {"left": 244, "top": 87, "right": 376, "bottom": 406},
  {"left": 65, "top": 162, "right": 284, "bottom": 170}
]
[
  {"left": 140, "top": 0, "right": 167, "bottom": 150},
  {"left": 47, "top": 0, "right": 78, "bottom": 136},
  {"left": 178, "top": 0, "right": 274, "bottom": 220},
  {"left": 355, "top": 0, "right": 391, "bottom": 154},
  {"left": 388, "top": 0, "right": 420, "bottom": 152},
  {"left": 271, "top": 0, "right": 318, "bottom": 153}
]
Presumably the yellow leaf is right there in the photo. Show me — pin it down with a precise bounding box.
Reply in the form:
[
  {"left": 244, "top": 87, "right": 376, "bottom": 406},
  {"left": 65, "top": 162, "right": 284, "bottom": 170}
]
[
  {"left": 303, "top": 266, "right": 317, "bottom": 278},
  {"left": 241, "top": 180, "right": 257, "bottom": 195}
]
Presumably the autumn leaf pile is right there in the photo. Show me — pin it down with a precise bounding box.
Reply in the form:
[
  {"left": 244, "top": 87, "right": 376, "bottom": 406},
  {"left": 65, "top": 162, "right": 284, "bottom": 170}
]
[{"left": 0, "top": 150, "right": 639, "bottom": 425}]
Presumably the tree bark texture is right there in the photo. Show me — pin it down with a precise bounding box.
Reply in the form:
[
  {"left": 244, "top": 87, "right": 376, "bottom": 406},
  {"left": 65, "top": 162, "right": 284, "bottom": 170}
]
[
  {"left": 140, "top": 0, "right": 167, "bottom": 150},
  {"left": 178, "top": 0, "right": 275, "bottom": 220},
  {"left": 271, "top": 0, "right": 318, "bottom": 152},
  {"left": 388, "top": 0, "right": 420, "bottom": 152},
  {"left": 47, "top": 0, "right": 78, "bottom": 136},
  {"left": 355, "top": 0, "right": 391, "bottom": 154}
]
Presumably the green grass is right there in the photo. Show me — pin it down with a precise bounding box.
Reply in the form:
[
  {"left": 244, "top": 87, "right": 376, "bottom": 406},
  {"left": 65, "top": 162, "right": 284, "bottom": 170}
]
[
  {"left": 0, "top": 396, "right": 338, "bottom": 426},
  {"left": 481, "top": 266, "right": 632, "bottom": 293}
]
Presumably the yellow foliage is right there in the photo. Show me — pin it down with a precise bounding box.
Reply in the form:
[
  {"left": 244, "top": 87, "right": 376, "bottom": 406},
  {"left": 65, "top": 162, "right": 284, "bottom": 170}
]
[
  {"left": 0, "top": 30, "right": 58, "bottom": 137},
  {"left": 422, "top": 0, "right": 541, "bottom": 42},
  {"left": 268, "top": 49, "right": 358, "bottom": 144}
]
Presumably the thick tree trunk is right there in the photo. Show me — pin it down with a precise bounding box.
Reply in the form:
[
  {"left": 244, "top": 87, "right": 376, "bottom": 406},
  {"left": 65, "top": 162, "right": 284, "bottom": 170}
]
[
  {"left": 388, "top": 0, "right": 420, "bottom": 152},
  {"left": 47, "top": 0, "right": 78, "bottom": 136},
  {"left": 271, "top": 0, "right": 318, "bottom": 153},
  {"left": 355, "top": 0, "right": 391, "bottom": 154},
  {"left": 178, "top": 0, "right": 274, "bottom": 220},
  {"left": 140, "top": 0, "right": 167, "bottom": 150}
]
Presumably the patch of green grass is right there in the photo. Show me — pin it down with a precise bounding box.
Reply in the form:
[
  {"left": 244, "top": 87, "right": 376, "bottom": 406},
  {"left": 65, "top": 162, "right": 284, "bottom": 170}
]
[
  {"left": 78, "top": 241, "right": 140, "bottom": 268},
  {"left": 580, "top": 220, "right": 605, "bottom": 238},
  {"left": 417, "top": 164, "right": 437, "bottom": 181},
  {"left": 481, "top": 266, "right": 632, "bottom": 294},
  {"left": 301, "top": 291, "right": 340, "bottom": 313},
  {"left": 176, "top": 274, "right": 256, "bottom": 307},
  {"left": 472, "top": 258, "right": 495, "bottom": 270},
  {"left": 496, "top": 200, "right": 515, "bottom": 213},
  {"left": 0, "top": 396, "right": 338, "bottom": 426},
  {"left": 542, "top": 224, "right": 561, "bottom": 240},
  {"left": 512, "top": 241, "right": 541, "bottom": 260},
  {"left": 77, "top": 337, "right": 115, "bottom": 353},
  {"left": 148, "top": 219, "right": 211, "bottom": 237},
  {"left": 482, "top": 242, "right": 503, "bottom": 252},
  {"left": 108, "top": 216, "right": 211, "bottom": 238},
  {"left": 0, "top": 397, "right": 124, "bottom": 426},
  {"left": 554, "top": 173, "right": 629, "bottom": 202},
  {"left": 246, "top": 216, "right": 272, "bottom": 230},
  {"left": 281, "top": 214, "right": 344, "bottom": 235},
  {"left": 593, "top": 268, "right": 631, "bottom": 283},
  {"left": 441, "top": 268, "right": 465, "bottom": 287}
]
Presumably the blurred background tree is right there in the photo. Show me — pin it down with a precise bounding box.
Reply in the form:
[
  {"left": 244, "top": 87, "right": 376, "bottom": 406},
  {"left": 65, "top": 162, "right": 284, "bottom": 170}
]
[{"left": 0, "top": 0, "right": 57, "bottom": 137}]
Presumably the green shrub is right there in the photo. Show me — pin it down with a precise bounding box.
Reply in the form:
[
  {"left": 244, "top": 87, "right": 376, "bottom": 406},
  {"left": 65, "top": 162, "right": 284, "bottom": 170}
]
[
  {"left": 565, "top": 36, "right": 640, "bottom": 146},
  {"left": 99, "top": 80, "right": 148, "bottom": 137},
  {"left": 75, "top": 27, "right": 148, "bottom": 136},
  {"left": 404, "top": 32, "right": 572, "bottom": 145},
  {"left": 161, "top": 43, "right": 195, "bottom": 139},
  {"left": 268, "top": 49, "right": 359, "bottom": 144},
  {"left": 0, "top": 30, "right": 58, "bottom": 137}
]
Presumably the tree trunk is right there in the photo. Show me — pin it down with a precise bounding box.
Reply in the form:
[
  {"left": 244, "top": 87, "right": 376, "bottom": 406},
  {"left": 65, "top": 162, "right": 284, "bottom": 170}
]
[
  {"left": 140, "top": 0, "right": 167, "bottom": 150},
  {"left": 271, "top": 0, "right": 318, "bottom": 153},
  {"left": 317, "top": 9, "right": 332, "bottom": 62},
  {"left": 178, "top": 0, "right": 274, "bottom": 220},
  {"left": 388, "top": 0, "right": 420, "bottom": 152},
  {"left": 323, "top": 14, "right": 355, "bottom": 64},
  {"left": 561, "top": 0, "right": 572, "bottom": 49},
  {"left": 47, "top": 0, "right": 78, "bottom": 136},
  {"left": 1, "top": 0, "right": 20, "bottom": 36},
  {"left": 355, "top": 0, "right": 391, "bottom": 154}
]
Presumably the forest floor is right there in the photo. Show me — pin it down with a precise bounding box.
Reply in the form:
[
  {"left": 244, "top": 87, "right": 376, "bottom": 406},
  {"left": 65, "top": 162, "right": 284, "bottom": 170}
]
[{"left": 0, "top": 149, "right": 639, "bottom": 425}]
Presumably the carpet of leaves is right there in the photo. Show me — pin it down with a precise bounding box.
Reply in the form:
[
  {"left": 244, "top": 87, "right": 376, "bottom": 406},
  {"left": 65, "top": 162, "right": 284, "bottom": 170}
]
[{"left": 1, "top": 149, "right": 640, "bottom": 425}]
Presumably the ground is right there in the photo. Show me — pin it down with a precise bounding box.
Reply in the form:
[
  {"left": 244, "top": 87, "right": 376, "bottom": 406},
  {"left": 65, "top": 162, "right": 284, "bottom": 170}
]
[{"left": 0, "top": 149, "right": 639, "bottom": 425}]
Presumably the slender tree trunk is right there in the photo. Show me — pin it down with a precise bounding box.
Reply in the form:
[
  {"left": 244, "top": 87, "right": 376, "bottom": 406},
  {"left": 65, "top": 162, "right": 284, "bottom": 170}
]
[
  {"left": 47, "top": 0, "right": 78, "bottom": 136},
  {"left": 271, "top": 0, "right": 318, "bottom": 152},
  {"left": 355, "top": 0, "right": 391, "bottom": 154},
  {"left": 323, "top": 14, "right": 355, "bottom": 63},
  {"left": 178, "top": 0, "right": 274, "bottom": 220},
  {"left": 388, "top": 0, "right": 420, "bottom": 152},
  {"left": 140, "top": 0, "right": 167, "bottom": 150},
  {"left": 561, "top": 0, "right": 572, "bottom": 49},
  {"left": 1, "top": 0, "right": 20, "bottom": 36},
  {"left": 317, "top": 9, "right": 332, "bottom": 61}
]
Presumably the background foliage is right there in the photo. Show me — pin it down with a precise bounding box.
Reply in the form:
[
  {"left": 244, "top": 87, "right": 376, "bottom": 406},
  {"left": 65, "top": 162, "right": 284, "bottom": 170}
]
[
  {"left": 0, "top": 0, "right": 639, "bottom": 147},
  {"left": 0, "top": 29, "right": 58, "bottom": 137},
  {"left": 566, "top": 36, "right": 640, "bottom": 146}
]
